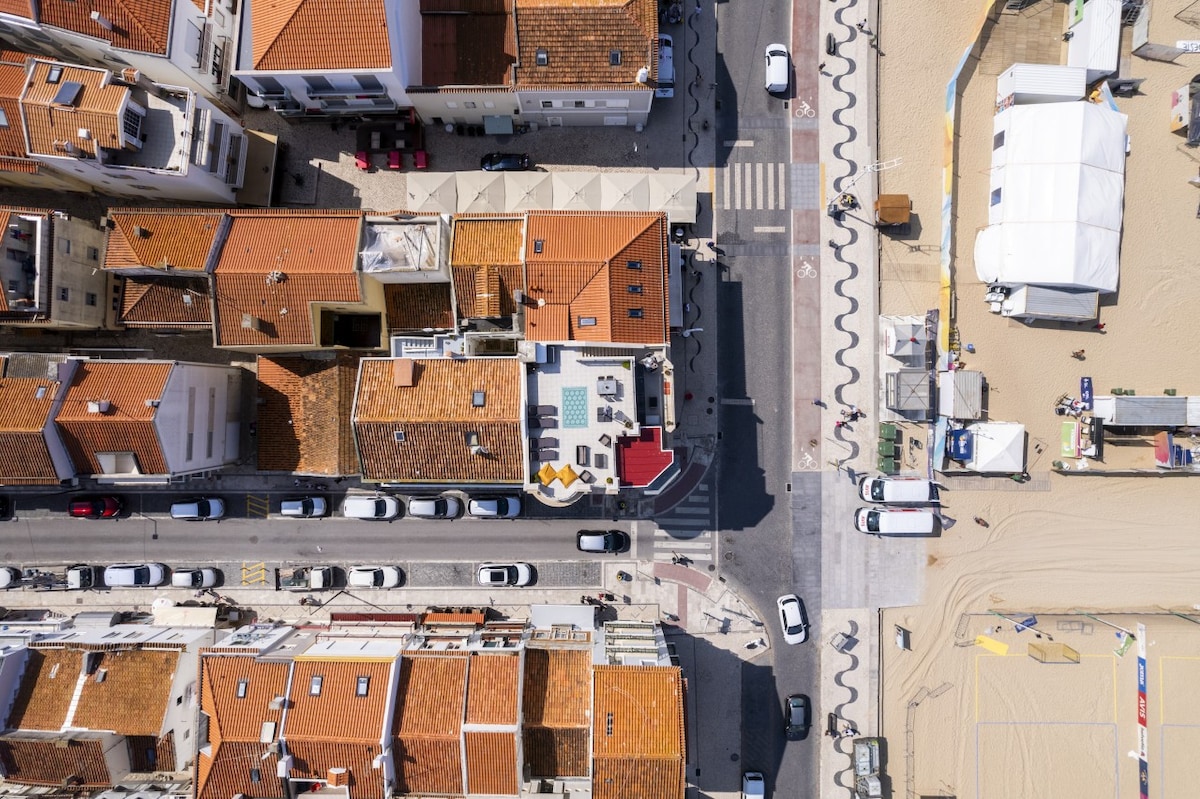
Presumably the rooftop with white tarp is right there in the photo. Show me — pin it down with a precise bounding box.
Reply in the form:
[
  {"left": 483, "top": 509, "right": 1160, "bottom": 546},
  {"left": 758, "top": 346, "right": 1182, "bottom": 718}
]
[{"left": 974, "top": 102, "right": 1128, "bottom": 293}]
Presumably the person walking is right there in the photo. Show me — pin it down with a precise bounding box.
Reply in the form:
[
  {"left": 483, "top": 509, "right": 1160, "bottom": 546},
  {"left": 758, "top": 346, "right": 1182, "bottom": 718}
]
[{"left": 1071, "top": 349, "right": 1086, "bottom": 360}]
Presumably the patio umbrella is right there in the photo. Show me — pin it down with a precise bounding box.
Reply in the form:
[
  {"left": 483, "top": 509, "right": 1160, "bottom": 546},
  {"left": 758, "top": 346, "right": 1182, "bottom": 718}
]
[
  {"left": 552, "top": 172, "right": 602, "bottom": 211},
  {"left": 601, "top": 172, "right": 650, "bottom": 212},
  {"left": 406, "top": 172, "right": 457, "bottom": 213},
  {"left": 505, "top": 172, "right": 554, "bottom": 211},
  {"left": 557, "top": 463, "right": 579, "bottom": 488},
  {"left": 456, "top": 171, "right": 506, "bottom": 213},
  {"left": 885, "top": 322, "right": 927, "bottom": 358},
  {"left": 537, "top": 462, "right": 557, "bottom": 486},
  {"left": 648, "top": 171, "right": 697, "bottom": 222}
]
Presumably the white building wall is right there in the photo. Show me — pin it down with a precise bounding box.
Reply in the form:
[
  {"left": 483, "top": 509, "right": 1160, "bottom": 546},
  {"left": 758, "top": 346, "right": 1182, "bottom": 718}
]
[
  {"left": 0, "top": 647, "right": 30, "bottom": 728},
  {"left": 514, "top": 88, "right": 653, "bottom": 127},
  {"left": 160, "top": 633, "right": 217, "bottom": 769},
  {"left": 410, "top": 90, "right": 520, "bottom": 126},
  {"left": 155, "top": 362, "right": 242, "bottom": 474}
]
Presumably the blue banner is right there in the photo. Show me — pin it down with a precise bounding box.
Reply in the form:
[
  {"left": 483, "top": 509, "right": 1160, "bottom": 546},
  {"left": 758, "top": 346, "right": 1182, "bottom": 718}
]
[{"left": 1080, "top": 377, "right": 1093, "bottom": 410}]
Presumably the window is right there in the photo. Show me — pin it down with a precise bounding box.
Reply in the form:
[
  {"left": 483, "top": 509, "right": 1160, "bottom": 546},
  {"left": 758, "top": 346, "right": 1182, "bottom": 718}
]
[
  {"left": 236, "top": 679, "right": 249, "bottom": 698},
  {"left": 355, "top": 74, "right": 383, "bottom": 91},
  {"left": 211, "top": 41, "right": 225, "bottom": 80},
  {"left": 533, "top": 240, "right": 544, "bottom": 253},
  {"left": 58, "top": 238, "right": 71, "bottom": 254},
  {"left": 85, "top": 292, "right": 97, "bottom": 306},
  {"left": 628, "top": 308, "right": 644, "bottom": 318},
  {"left": 87, "top": 246, "right": 99, "bottom": 261},
  {"left": 627, "top": 260, "right": 642, "bottom": 270},
  {"left": 535, "top": 48, "right": 549, "bottom": 66},
  {"left": 47, "top": 65, "right": 62, "bottom": 84},
  {"left": 0, "top": 107, "right": 7, "bottom": 127},
  {"left": 472, "top": 391, "right": 486, "bottom": 407},
  {"left": 58, "top": 287, "right": 69, "bottom": 301},
  {"left": 578, "top": 316, "right": 597, "bottom": 327},
  {"left": 123, "top": 106, "right": 143, "bottom": 139},
  {"left": 541, "top": 100, "right": 552, "bottom": 109},
  {"left": 627, "top": 285, "right": 643, "bottom": 294},
  {"left": 255, "top": 76, "right": 285, "bottom": 95},
  {"left": 574, "top": 100, "right": 585, "bottom": 108},
  {"left": 6, "top": 250, "right": 20, "bottom": 262},
  {"left": 445, "top": 101, "right": 458, "bottom": 109},
  {"left": 356, "top": 676, "right": 371, "bottom": 697},
  {"left": 989, "top": 187, "right": 1002, "bottom": 206},
  {"left": 304, "top": 75, "right": 334, "bottom": 92},
  {"left": 610, "top": 50, "right": 622, "bottom": 66},
  {"left": 309, "top": 675, "right": 323, "bottom": 696},
  {"left": 464, "top": 101, "right": 477, "bottom": 109},
  {"left": 7, "top": 280, "right": 16, "bottom": 292},
  {"left": 993, "top": 130, "right": 1005, "bottom": 150}
]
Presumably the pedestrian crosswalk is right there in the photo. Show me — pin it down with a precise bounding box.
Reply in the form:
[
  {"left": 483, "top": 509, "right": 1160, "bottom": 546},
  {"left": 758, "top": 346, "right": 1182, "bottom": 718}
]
[
  {"left": 651, "top": 481, "right": 716, "bottom": 563},
  {"left": 717, "top": 161, "right": 789, "bottom": 211}
]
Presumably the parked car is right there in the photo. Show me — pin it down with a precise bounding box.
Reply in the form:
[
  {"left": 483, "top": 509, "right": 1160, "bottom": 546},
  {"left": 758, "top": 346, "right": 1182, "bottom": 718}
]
[
  {"left": 0, "top": 566, "right": 20, "bottom": 589},
  {"left": 171, "top": 568, "right": 220, "bottom": 588},
  {"left": 477, "top": 563, "right": 533, "bottom": 587},
  {"left": 280, "top": 497, "right": 328, "bottom": 518},
  {"left": 742, "top": 771, "right": 766, "bottom": 799},
  {"left": 853, "top": 507, "right": 938, "bottom": 535},
  {"left": 104, "top": 563, "right": 168, "bottom": 587},
  {"left": 656, "top": 34, "right": 675, "bottom": 98},
  {"left": 467, "top": 496, "right": 522, "bottom": 518},
  {"left": 170, "top": 498, "right": 225, "bottom": 521},
  {"left": 69, "top": 496, "right": 123, "bottom": 519},
  {"left": 764, "top": 43, "right": 789, "bottom": 93},
  {"left": 776, "top": 594, "right": 809, "bottom": 645},
  {"left": 481, "top": 152, "right": 531, "bottom": 171},
  {"left": 577, "top": 529, "right": 630, "bottom": 554},
  {"left": 784, "top": 694, "right": 811, "bottom": 740},
  {"left": 347, "top": 565, "right": 403, "bottom": 589},
  {"left": 857, "top": 476, "right": 939, "bottom": 505},
  {"left": 343, "top": 495, "right": 402, "bottom": 520},
  {"left": 66, "top": 564, "right": 103, "bottom": 590},
  {"left": 0, "top": 496, "right": 10, "bottom": 519},
  {"left": 407, "top": 495, "right": 461, "bottom": 520}
]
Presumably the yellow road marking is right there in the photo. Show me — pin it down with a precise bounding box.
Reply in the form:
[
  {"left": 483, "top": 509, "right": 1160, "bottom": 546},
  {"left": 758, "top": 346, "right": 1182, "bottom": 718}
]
[{"left": 241, "top": 561, "right": 267, "bottom": 585}]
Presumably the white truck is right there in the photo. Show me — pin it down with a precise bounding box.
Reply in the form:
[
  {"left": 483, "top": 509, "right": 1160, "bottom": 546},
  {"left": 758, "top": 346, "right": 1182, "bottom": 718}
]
[{"left": 277, "top": 566, "right": 337, "bottom": 591}]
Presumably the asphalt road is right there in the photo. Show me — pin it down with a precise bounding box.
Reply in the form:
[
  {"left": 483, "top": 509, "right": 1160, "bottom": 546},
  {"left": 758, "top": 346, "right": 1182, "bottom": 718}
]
[{"left": 712, "top": 0, "right": 820, "bottom": 792}]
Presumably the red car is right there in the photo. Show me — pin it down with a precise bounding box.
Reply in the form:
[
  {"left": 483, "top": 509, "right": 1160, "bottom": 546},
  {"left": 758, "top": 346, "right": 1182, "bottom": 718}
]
[{"left": 69, "top": 496, "right": 123, "bottom": 519}]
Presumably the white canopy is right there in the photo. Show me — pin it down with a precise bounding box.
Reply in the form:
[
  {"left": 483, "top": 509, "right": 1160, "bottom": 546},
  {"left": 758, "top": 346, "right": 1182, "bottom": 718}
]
[
  {"left": 406, "top": 172, "right": 457, "bottom": 213},
  {"left": 552, "top": 172, "right": 602, "bottom": 210},
  {"left": 505, "top": 172, "right": 553, "bottom": 211},
  {"left": 456, "top": 172, "right": 506, "bottom": 213},
  {"left": 964, "top": 421, "right": 1025, "bottom": 473},
  {"left": 647, "top": 172, "right": 697, "bottom": 223},
  {"left": 974, "top": 102, "right": 1127, "bottom": 293},
  {"left": 601, "top": 173, "right": 651, "bottom": 212}
]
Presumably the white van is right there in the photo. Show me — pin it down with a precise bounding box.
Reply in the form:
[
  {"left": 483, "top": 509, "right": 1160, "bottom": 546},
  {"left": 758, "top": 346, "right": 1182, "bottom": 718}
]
[
  {"left": 764, "top": 43, "right": 789, "bottom": 93},
  {"left": 656, "top": 35, "right": 675, "bottom": 98},
  {"left": 858, "top": 476, "right": 939, "bottom": 505},
  {"left": 854, "top": 507, "right": 937, "bottom": 535}
]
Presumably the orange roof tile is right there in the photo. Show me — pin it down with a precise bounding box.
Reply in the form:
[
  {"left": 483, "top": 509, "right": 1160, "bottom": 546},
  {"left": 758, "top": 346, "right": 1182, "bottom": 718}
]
[
  {"left": 523, "top": 212, "right": 667, "bottom": 344},
  {"left": 522, "top": 648, "right": 591, "bottom": 727},
  {"left": 465, "top": 653, "right": 520, "bottom": 726},
  {"left": 37, "top": 0, "right": 172, "bottom": 54},
  {"left": 592, "top": 758, "right": 684, "bottom": 799},
  {"left": 73, "top": 648, "right": 182, "bottom": 736},
  {"left": 353, "top": 358, "right": 525, "bottom": 483},
  {"left": 256, "top": 354, "right": 360, "bottom": 475},
  {"left": 252, "top": 0, "right": 392, "bottom": 70},
  {"left": 392, "top": 737, "right": 462, "bottom": 795},
  {"left": 0, "top": 54, "right": 30, "bottom": 160},
  {"left": 285, "top": 740, "right": 384, "bottom": 799},
  {"left": 105, "top": 210, "right": 227, "bottom": 273},
  {"left": 286, "top": 659, "right": 393, "bottom": 742},
  {"left": 419, "top": 0, "right": 516, "bottom": 86},
  {"left": 198, "top": 740, "right": 282, "bottom": 799},
  {"left": 200, "top": 656, "right": 289, "bottom": 745},
  {"left": 592, "top": 665, "right": 683, "bottom": 758},
  {"left": 120, "top": 277, "right": 213, "bottom": 328},
  {"left": 522, "top": 726, "right": 589, "bottom": 777},
  {"left": 0, "top": 736, "right": 112, "bottom": 788},
  {"left": 393, "top": 653, "right": 467, "bottom": 737},
  {"left": 20, "top": 60, "right": 127, "bottom": 158},
  {"left": 212, "top": 211, "right": 364, "bottom": 348},
  {"left": 464, "top": 732, "right": 518, "bottom": 795},
  {"left": 0, "top": 156, "right": 38, "bottom": 174},
  {"left": 451, "top": 218, "right": 524, "bottom": 264},
  {"left": 383, "top": 282, "right": 454, "bottom": 331},
  {"left": 6, "top": 649, "right": 82, "bottom": 731},
  {"left": 0, "top": 365, "right": 63, "bottom": 483},
  {"left": 450, "top": 219, "right": 525, "bottom": 318},
  {"left": 0, "top": 3, "right": 33, "bottom": 19},
  {"left": 55, "top": 360, "right": 172, "bottom": 476},
  {"left": 514, "top": 0, "right": 657, "bottom": 88}
]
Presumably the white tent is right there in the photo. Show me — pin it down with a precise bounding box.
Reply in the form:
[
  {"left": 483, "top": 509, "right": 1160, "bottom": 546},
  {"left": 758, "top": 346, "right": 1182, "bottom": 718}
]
[
  {"left": 552, "top": 172, "right": 602, "bottom": 210},
  {"left": 601, "top": 173, "right": 651, "bottom": 212},
  {"left": 885, "top": 320, "right": 927, "bottom": 359},
  {"left": 406, "top": 172, "right": 457, "bottom": 213},
  {"left": 505, "top": 172, "right": 553, "bottom": 211},
  {"left": 456, "top": 171, "right": 506, "bottom": 213},
  {"left": 974, "top": 102, "right": 1127, "bottom": 293},
  {"left": 647, "top": 172, "right": 696, "bottom": 223},
  {"left": 964, "top": 421, "right": 1025, "bottom": 473}
]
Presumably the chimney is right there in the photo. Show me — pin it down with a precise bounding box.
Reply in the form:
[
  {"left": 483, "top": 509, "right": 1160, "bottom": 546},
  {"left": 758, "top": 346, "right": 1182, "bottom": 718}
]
[
  {"left": 241, "top": 314, "right": 260, "bottom": 331},
  {"left": 86, "top": 400, "right": 111, "bottom": 414},
  {"left": 133, "top": 225, "right": 149, "bottom": 238},
  {"left": 89, "top": 10, "right": 113, "bottom": 30},
  {"left": 327, "top": 768, "right": 348, "bottom": 787}
]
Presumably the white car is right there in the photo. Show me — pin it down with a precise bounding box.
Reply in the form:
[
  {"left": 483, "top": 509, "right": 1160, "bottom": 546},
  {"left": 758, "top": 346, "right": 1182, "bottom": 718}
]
[
  {"left": 407, "top": 495, "right": 461, "bottom": 519},
  {"left": 347, "top": 565, "right": 403, "bottom": 589},
  {"left": 742, "top": 771, "right": 766, "bottom": 799},
  {"left": 776, "top": 594, "right": 809, "bottom": 645},
  {"left": 280, "top": 497, "right": 328, "bottom": 518},
  {"left": 0, "top": 567, "right": 20, "bottom": 589},
  {"left": 170, "top": 498, "right": 225, "bottom": 521},
  {"left": 764, "top": 43, "right": 789, "bottom": 93},
  {"left": 857, "top": 476, "right": 939, "bottom": 505},
  {"left": 477, "top": 563, "right": 533, "bottom": 587},
  {"left": 171, "top": 568, "right": 220, "bottom": 588},
  {"left": 467, "top": 496, "right": 522, "bottom": 518},
  {"left": 105, "top": 563, "right": 168, "bottom": 587},
  {"left": 343, "top": 495, "right": 402, "bottom": 520}
]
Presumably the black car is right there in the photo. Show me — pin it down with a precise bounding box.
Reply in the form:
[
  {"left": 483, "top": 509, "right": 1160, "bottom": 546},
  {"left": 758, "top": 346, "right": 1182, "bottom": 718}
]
[
  {"left": 576, "top": 529, "right": 630, "bottom": 554},
  {"left": 785, "top": 694, "right": 811, "bottom": 740},
  {"left": 481, "top": 152, "right": 531, "bottom": 171}
]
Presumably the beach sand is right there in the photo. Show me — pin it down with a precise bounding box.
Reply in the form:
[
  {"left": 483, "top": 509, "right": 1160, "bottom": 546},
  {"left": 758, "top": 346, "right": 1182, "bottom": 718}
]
[{"left": 874, "top": 0, "right": 1200, "bottom": 796}]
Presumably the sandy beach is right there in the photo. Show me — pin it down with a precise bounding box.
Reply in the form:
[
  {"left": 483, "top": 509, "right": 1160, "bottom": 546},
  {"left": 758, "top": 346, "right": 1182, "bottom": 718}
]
[{"left": 873, "top": 0, "right": 1200, "bottom": 796}]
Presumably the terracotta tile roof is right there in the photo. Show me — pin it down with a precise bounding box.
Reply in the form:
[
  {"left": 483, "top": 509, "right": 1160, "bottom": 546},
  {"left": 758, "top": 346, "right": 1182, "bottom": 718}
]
[
  {"left": 524, "top": 212, "right": 667, "bottom": 344},
  {"left": 514, "top": 0, "right": 657, "bottom": 88},
  {"left": 55, "top": 360, "right": 172, "bottom": 476},
  {"left": 464, "top": 732, "right": 518, "bottom": 795},
  {"left": 200, "top": 656, "right": 289, "bottom": 744},
  {"left": 37, "top": 0, "right": 173, "bottom": 54},
  {"left": 465, "top": 653, "right": 520, "bottom": 725},
  {"left": 450, "top": 218, "right": 525, "bottom": 318},
  {"left": 393, "top": 653, "right": 467, "bottom": 737},
  {"left": 353, "top": 358, "right": 525, "bottom": 483},
  {"left": 0, "top": 2, "right": 33, "bottom": 19},
  {"left": 6, "top": 649, "right": 82, "bottom": 731},
  {"left": 212, "top": 211, "right": 364, "bottom": 348},
  {"left": 198, "top": 740, "right": 282, "bottom": 799},
  {"left": 0, "top": 736, "right": 112, "bottom": 787},
  {"left": 251, "top": 0, "right": 392, "bottom": 71},
  {"left": 522, "top": 648, "right": 590, "bottom": 727},
  {"left": 423, "top": 611, "right": 486, "bottom": 625},
  {"left": 104, "top": 210, "right": 227, "bottom": 273},
  {"left": 392, "top": 737, "right": 462, "bottom": 795},
  {"left": 128, "top": 732, "right": 175, "bottom": 771},
  {"left": 0, "top": 54, "right": 30, "bottom": 160},
  {"left": 286, "top": 659, "right": 393, "bottom": 742},
  {"left": 0, "top": 366, "right": 65, "bottom": 484},
  {"left": 285, "top": 740, "right": 384, "bottom": 799},
  {"left": 0, "top": 157, "right": 38, "bottom": 174},
  {"left": 419, "top": 0, "right": 515, "bottom": 86},
  {"left": 20, "top": 60, "right": 127, "bottom": 158},
  {"left": 452, "top": 217, "right": 524, "bottom": 264},
  {"left": 522, "top": 726, "right": 589, "bottom": 777},
  {"left": 592, "top": 665, "right": 683, "bottom": 757},
  {"left": 73, "top": 647, "right": 182, "bottom": 736},
  {"left": 120, "top": 277, "right": 213, "bottom": 328},
  {"left": 383, "top": 282, "right": 454, "bottom": 331},
  {"left": 592, "top": 757, "right": 685, "bottom": 799},
  {"left": 256, "top": 354, "right": 361, "bottom": 475}
]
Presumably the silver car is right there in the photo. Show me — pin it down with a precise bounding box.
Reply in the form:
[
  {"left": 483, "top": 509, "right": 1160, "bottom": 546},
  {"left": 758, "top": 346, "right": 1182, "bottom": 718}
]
[
  {"left": 776, "top": 594, "right": 809, "bottom": 645},
  {"left": 104, "top": 563, "right": 168, "bottom": 587},
  {"left": 407, "top": 496, "right": 461, "bottom": 519},
  {"left": 347, "top": 565, "right": 403, "bottom": 589},
  {"left": 467, "top": 496, "right": 522, "bottom": 518}
]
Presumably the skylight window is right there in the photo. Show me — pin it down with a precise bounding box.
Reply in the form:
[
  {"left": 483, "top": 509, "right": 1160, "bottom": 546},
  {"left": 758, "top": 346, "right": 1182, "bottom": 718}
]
[
  {"left": 236, "top": 679, "right": 249, "bottom": 699},
  {"left": 627, "top": 285, "right": 643, "bottom": 294},
  {"left": 627, "top": 260, "right": 642, "bottom": 270},
  {"left": 610, "top": 50, "right": 622, "bottom": 66},
  {"left": 356, "top": 676, "right": 370, "bottom": 697},
  {"left": 472, "top": 390, "right": 486, "bottom": 407},
  {"left": 579, "top": 317, "right": 598, "bottom": 327},
  {"left": 309, "top": 675, "right": 323, "bottom": 696},
  {"left": 535, "top": 49, "right": 549, "bottom": 66},
  {"left": 533, "top": 239, "right": 544, "bottom": 254},
  {"left": 628, "top": 309, "right": 644, "bottom": 318},
  {"left": 46, "top": 65, "right": 62, "bottom": 84}
]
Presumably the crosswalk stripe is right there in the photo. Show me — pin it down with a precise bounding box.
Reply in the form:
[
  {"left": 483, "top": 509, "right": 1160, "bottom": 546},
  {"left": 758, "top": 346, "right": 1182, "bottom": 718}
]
[
  {"left": 655, "top": 539, "right": 712, "bottom": 549},
  {"left": 723, "top": 161, "right": 731, "bottom": 210},
  {"left": 672, "top": 506, "right": 711, "bottom": 516},
  {"left": 715, "top": 162, "right": 790, "bottom": 210},
  {"left": 755, "top": 161, "right": 764, "bottom": 209}
]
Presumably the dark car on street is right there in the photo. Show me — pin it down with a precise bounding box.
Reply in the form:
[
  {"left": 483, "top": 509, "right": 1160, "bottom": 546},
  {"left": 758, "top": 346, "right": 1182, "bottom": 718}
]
[
  {"left": 481, "top": 152, "right": 531, "bottom": 171},
  {"left": 785, "top": 694, "right": 811, "bottom": 740},
  {"left": 69, "top": 496, "right": 123, "bottom": 519},
  {"left": 576, "top": 529, "right": 630, "bottom": 554}
]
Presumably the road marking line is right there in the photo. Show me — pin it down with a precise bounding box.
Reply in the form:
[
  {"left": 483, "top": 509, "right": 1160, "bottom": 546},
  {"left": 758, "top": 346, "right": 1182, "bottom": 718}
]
[
  {"left": 778, "top": 163, "right": 787, "bottom": 209},
  {"left": 672, "top": 507, "right": 711, "bottom": 516},
  {"left": 730, "top": 164, "right": 739, "bottom": 210},
  {"left": 241, "top": 561, "right": 267, "bottom": 585},
  {"left": 724, "top": 139, "right": 755, "bottom": 148},
  {"left": 767, "top": 161, "right": 776, "bottom": 208},
  {"left": 744, "top": 163, "right": 753, "bottom": 209},
  {"left": 755, "top": 161, "right": 764, "bottom": 210},
  {"left": 753, "top": 226, "right": 786, "bottom": 233},
  {"left": 656, "top": 540, "right": 715, "bottom": 550}
]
